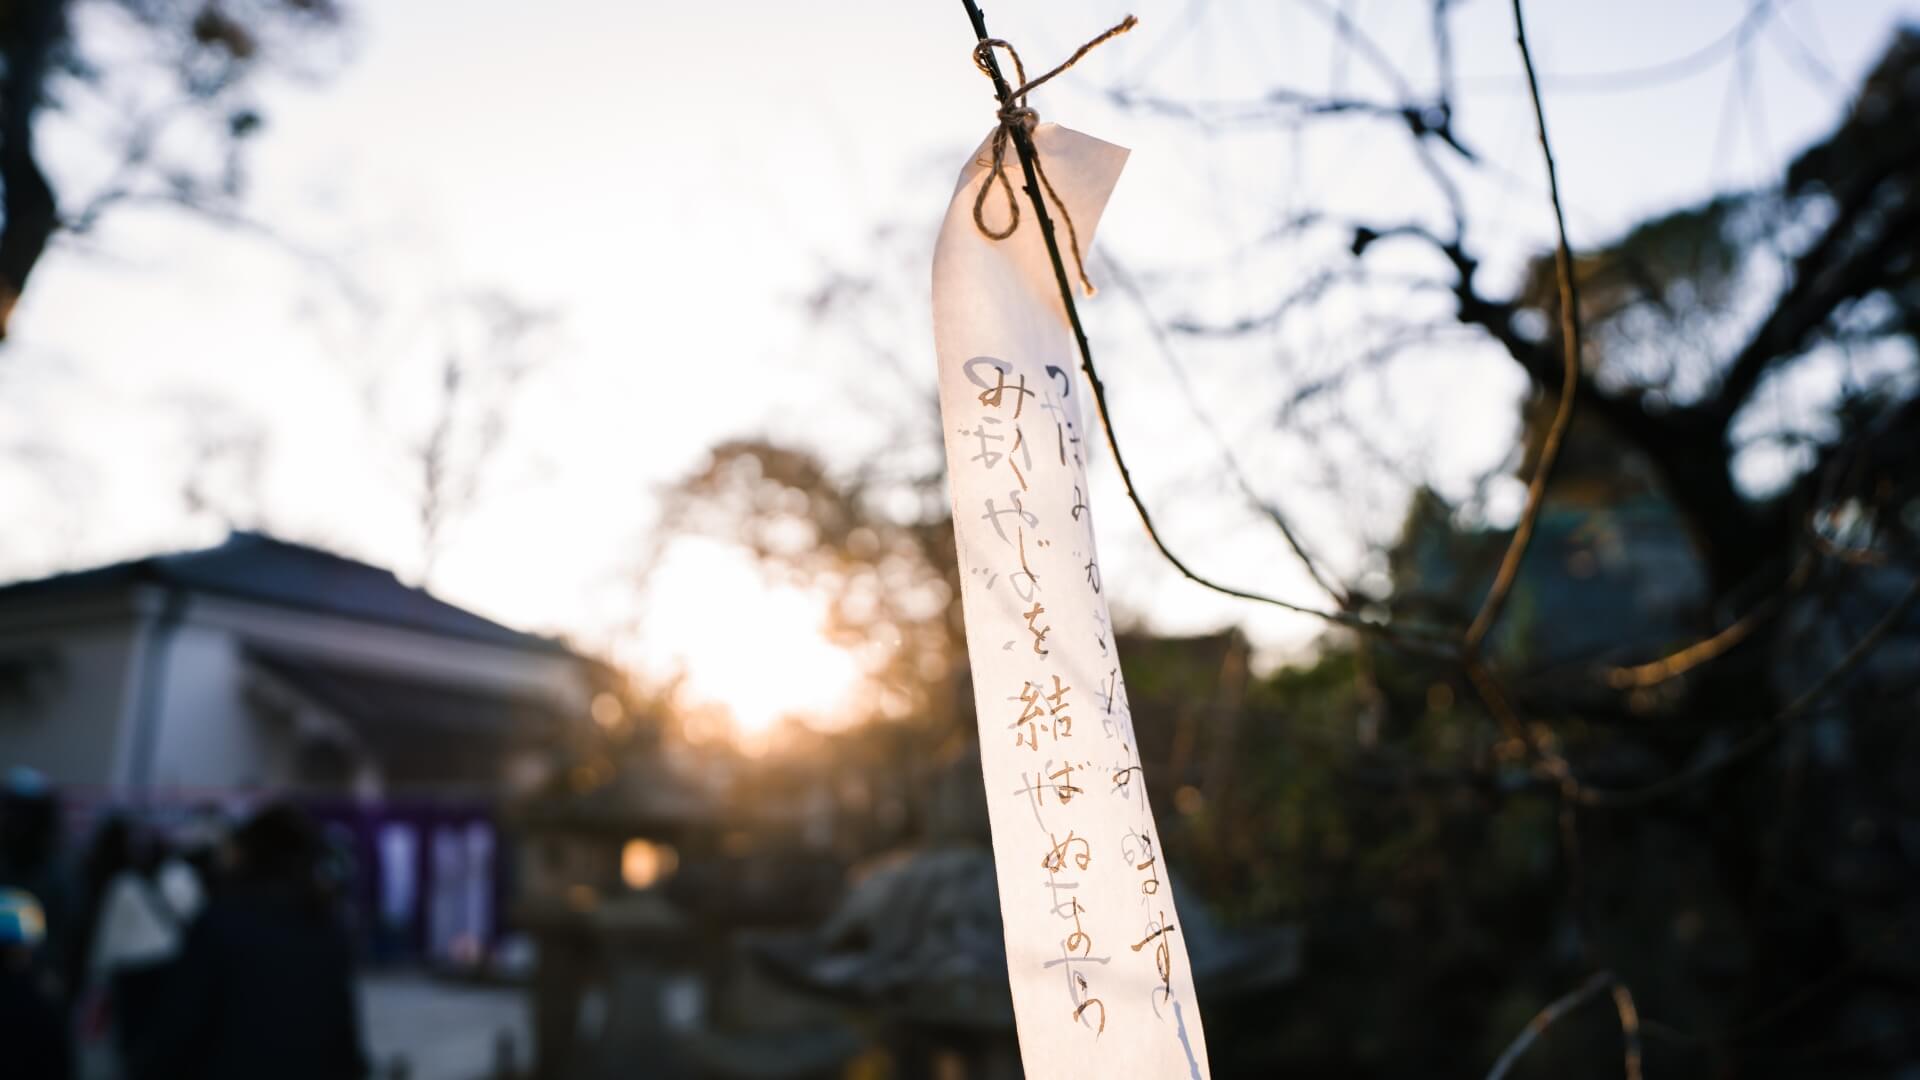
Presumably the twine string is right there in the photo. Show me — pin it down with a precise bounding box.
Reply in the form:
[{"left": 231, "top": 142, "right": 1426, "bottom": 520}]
[{"left": 970, "top": 15, "right": 1136, "bottom": 296}]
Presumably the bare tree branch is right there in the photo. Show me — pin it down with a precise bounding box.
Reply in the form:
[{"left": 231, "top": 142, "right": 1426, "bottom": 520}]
[
  {"left": 1709, "top": 190, "right": 1920, "bottom": 429},
  {"left": 1578, "top": 571, "right": 1920, "bottom": 808},
  {"left": 1524, "top": 0, "right": 1775, "bottom": 94},
  {"left": 1486, "top": 970, "right": 1643, "bottom": 1080},
  {"left": 1107, "top": 85, "right": 1478, "bottom": 162},
  {"left": 959, "top": 0, "right": 1458, "bottom": 656},
  {"left": 1463, "top": 0, "right": 1583, "bottom": 657},
  {"left": 1607, "top": 554, "right": 1815, "bottom": 688},
  {"left": 1104, "top": 255, "right": 1350, "bottom": 607}
]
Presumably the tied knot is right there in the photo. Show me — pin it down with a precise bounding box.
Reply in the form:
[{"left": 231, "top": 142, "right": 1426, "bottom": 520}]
[
  {"left": 970, "top": 15, "right": 1136, "bottom": 296},
  {"left": 996, "top": 103, "right": 1038, "bottom": 134}
]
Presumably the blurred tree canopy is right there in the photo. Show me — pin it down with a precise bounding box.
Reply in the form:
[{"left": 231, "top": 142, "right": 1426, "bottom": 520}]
[
  {"left": 651, "top": 439, "right": 969, "bottom": 741},
  {"left": 0, "top": 0, "right": 342, "bottom": 338}
]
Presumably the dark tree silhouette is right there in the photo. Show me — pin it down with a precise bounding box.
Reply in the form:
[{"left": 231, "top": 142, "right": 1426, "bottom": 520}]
[{"left": 0, "top": 0, "right": 343, "bottom": 338}]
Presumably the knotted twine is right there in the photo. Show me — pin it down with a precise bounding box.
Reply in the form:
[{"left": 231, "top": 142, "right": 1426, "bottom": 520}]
[{"left": 971, "top": 14, "right": 1136, "bottom": 297}]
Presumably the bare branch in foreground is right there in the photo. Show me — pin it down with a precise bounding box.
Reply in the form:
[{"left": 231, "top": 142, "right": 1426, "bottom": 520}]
[
  {"left": 1576, "top": 572, "right": 1920, "bottom": 808},
  {"left": 1103, "top": 256, "right": 1350, "bottom": 607},
  {"left": 1464, "top": 0, "right": 1583, "bottom": 659},
  {"left": 1486, "top": 970, "right": 1643, "bottom": 1080},
  {"left": 958, "top": 0, "right": 1459, "bottom": 658},
  {"left": 1607, "top": 555, "right": 1815, "bottom": 689}
]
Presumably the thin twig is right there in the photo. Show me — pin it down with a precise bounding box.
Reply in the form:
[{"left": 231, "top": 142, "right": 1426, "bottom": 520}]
[
  {"left": 1607, "top": 555, "right": 1813, "bottom": 689},
  {"left": 1523, "top": 0, "right": 1776, "bottom": 94},
  {"left": 1299, "top": 0, "right": 1416, "bottom": 100},
  {"left": 1487, "top": 970, "right": 1641, "bottom": 1080},
  {"left": 1577, "top": 572, "right": 1920, "bottom": 808},
  {"left": 1613, "top": 982, "right": 1645, "bottom": 1080},
  {"left": 1467, "top": 659, "right": 1577, "bottom": 792},
  {"left": 1103, "top": 256, "right": 1350, "bottom": 606},
  {"left": 956, "top": 0, "right": 1457, "bottom": 658},
  {"left": 1464, "top": 0, "right": 1582, "bottom": 658},
  {"left": 1457, "top": 0, "right": 1587, "bottom": 896},
  {"left": 1609, "top": 600, "right": 1768, "bottom": 689}
]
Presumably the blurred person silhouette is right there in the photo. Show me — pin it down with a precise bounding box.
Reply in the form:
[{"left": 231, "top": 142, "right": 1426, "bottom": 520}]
[
  {"left": 0, "top": 767, "right": 75, "bottom": 1003},
  {"left": 0, "top": 886, "right": 73, "bottom": 1080},
  {"left": 128, "top": 802, "right": 368, "bottom": 1080},
  {"left": 107, "top": 832, "right": 208, "bottom": 1072},
  {"left": 71, "top": 816, "right": 133, "bottom": 991},
  {"left": 71, "top": 815, "right": 134, "bottom": 1079},
  {"left": 169, "top": 803, "right": 233, "bottom": 889},
  {"left": 73, "top": 816, "right": 200, "bottom": 1080}
]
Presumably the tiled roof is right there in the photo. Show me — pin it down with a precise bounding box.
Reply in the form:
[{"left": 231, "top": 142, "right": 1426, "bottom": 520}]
[{"left": 0, "top": 531, "right": 570, "bottom": 654}]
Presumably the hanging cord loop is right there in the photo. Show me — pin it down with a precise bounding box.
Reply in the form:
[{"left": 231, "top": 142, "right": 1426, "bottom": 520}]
[{"left": 970, "top": 15, "right": 1136, "bottom": 295}]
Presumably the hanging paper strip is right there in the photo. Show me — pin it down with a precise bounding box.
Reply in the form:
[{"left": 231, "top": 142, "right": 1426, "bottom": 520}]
[{"left": 932, "top": 122, "right": 1212, "bottom": 1079}]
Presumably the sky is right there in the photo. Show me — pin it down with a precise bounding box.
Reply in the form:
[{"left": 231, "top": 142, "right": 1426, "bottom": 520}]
[{"left": 1, "top": 0, "right": 1914, "bottom": 730}]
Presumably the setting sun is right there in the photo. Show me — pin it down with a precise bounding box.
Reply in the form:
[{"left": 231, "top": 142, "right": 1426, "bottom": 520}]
[{"left": 636, "top": 539, "right": 863, "bottom": 741}]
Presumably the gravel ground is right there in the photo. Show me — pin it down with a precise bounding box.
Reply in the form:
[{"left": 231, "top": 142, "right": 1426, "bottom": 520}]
[{"left": 359, "top": 972, "right": 531, "bottom": 1080}]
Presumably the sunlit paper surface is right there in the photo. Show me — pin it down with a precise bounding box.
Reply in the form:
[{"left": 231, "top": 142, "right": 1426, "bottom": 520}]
[{"left": 932, "top": 122, "right": 1211, "bottom": 1079}]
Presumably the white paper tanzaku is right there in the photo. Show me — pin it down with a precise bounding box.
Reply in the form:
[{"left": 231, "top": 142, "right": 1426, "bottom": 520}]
[{"left": 933, "top": 122, "right": 1212, "bottom": 1078}]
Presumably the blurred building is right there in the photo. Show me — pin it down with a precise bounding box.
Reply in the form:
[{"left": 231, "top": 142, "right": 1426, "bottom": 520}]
[
  {"left": 1388, "top": 406, "right": 1710, "bottom": 679},
  {"left": 0, "top": 530, "right": 598, "bottom": 964}
]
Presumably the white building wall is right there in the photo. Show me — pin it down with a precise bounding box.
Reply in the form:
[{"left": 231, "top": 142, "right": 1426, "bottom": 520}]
[
  {"left": 1, "top": 587, "right": 591, "bottom": 798},
  {"left": 144, "top": 620, "right": 299, "bottom": 792},
  {"left": 0, "top": 613, "right": 141, "bottom": 788}
]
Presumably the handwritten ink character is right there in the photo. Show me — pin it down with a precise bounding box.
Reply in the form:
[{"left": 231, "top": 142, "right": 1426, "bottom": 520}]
[
  {"left": 1012, "top": 770, "right": 1052, "bottom": 829},
  {"left": 1023, "top": 602, "right": 1051, "bottom": 656},
  {"left": 1097, "top": 668, "right": 1120, "bottom": 736},
  {"left": 1009, "top": 528, "right": 1042, "bottom": 601},
  {"left": 1039, "top": 374, "right": 1086, "bottom": 470},
  {"left": 1044, "top": 674, "right": 1073, "bottom": 738},
  {"left": 1072, "top": 975, "right": 1107, "bottom": 1035},
  {"left": 1132, "top": 912, "right": 1178, "bottom": 1011},
  {"left": 1006, "top": 425, "right": 1032, "bottom": 491},
  {"left": 1044, "top": 364, "right": 1074, "bottom": 402},
  {"left": 1062, "top": 895, "right": 1093, "bottom": 957},
  {"left": 1122, "top": 828, "right": 1161, "bottom": 895},
  {"left": 981, "top": 490, "right": 1037, "bottom": 546},
  {"left": 1048, "top": 761, "right": 1082, "bottom": 804},
  {"left": 976, "top": 366, "right": 1034, "bottom": 418},
  {"left": 1043, "top": 941, "right": 1112, "bottom": 1034},
  {"left": 960, "top": 416, "right": 1005, "bottom": 471},
  {"left": 1013, "top": 680, "right": 1047, "bottom": 750},
  {"left": 1040, "top": 868, "right": 1081, "bottom": 918},
  {"left": 1097, "top": 664, "right": 1131, "bottom": 739},
  {"left": 962, "top": 356, "right": 1016, "bottom": 402},
  {"left": 1042, "top": 830, "right": 1092, "bottom": 874}
]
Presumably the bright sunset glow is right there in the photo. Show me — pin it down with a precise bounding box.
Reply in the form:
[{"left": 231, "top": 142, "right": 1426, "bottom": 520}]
[{"left": 637, "top": 539, "right": 863, "bottom": 742}]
